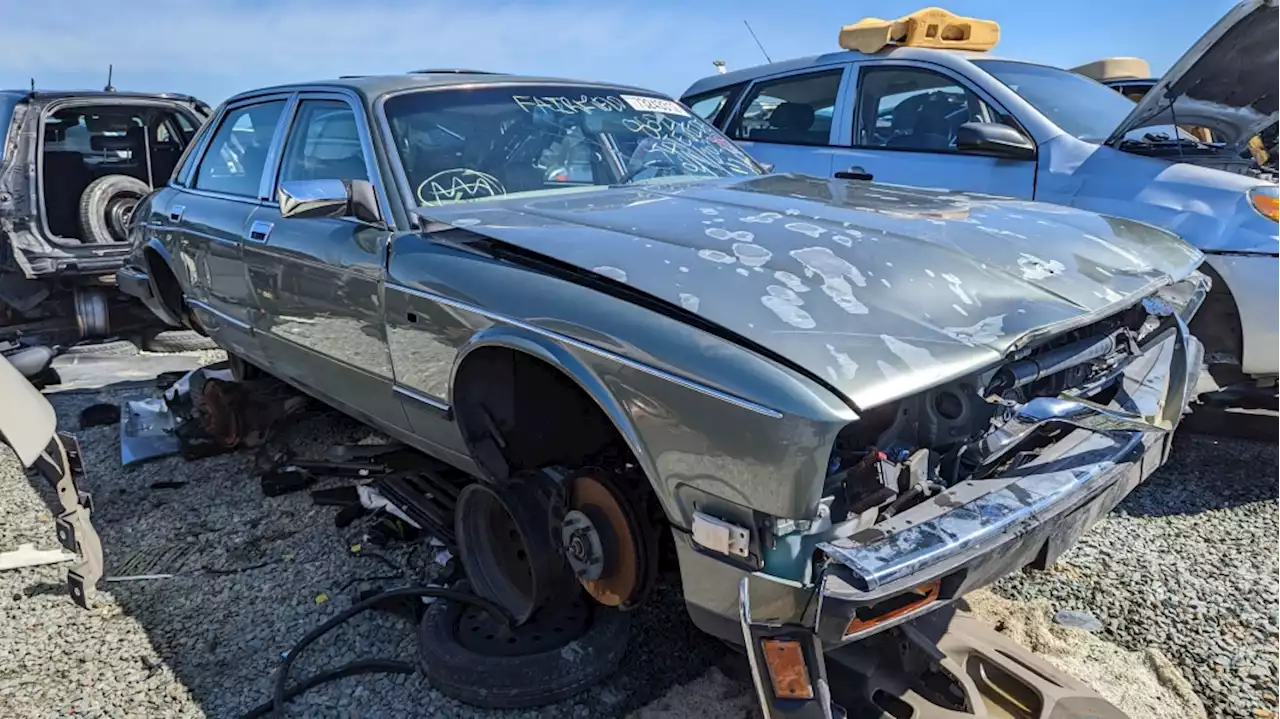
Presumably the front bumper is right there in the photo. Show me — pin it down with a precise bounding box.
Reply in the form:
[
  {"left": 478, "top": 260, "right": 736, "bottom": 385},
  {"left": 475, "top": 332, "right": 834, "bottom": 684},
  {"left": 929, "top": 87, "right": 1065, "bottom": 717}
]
[{"left": 723, "top": 282, "right": 1205, "bottom": 717}]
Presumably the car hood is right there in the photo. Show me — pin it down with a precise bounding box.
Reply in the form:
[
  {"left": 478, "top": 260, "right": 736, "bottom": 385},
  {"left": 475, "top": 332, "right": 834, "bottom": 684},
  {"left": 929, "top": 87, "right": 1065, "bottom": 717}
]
[
  {"left": 414, "top": 174, "right": 1202, "bottom": 409},
  {"left": 1105, "top": 0, "right": 1277, "bottom": 153}
]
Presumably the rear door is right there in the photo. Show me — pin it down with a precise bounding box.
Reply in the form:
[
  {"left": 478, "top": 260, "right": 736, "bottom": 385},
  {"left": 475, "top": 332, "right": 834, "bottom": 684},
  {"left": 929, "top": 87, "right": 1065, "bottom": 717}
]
[
  {"left": 173, "top": 96, "right": 290, "bottom": 359},
  {"left": 827, "top": 60, "right": 1036, "bottom": 197},
  {"left": 243, "top": 93, "right": 408, "bottom": 429},
  {"left": 721, "top": 65, "right": 853, "bottom": 177}
]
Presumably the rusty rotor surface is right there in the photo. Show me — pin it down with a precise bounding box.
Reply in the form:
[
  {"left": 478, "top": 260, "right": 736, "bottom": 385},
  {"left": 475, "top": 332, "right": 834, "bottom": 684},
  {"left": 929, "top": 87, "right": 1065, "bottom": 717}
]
[{"left": 568, "top": 471, "right": 643, "bottom": 607}]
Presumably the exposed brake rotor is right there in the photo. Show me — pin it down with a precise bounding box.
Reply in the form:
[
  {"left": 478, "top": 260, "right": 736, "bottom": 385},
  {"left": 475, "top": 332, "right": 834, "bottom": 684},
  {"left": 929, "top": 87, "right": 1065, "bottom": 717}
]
[{"left": 562, "top": 469, "right": 656, "bottom": 609}]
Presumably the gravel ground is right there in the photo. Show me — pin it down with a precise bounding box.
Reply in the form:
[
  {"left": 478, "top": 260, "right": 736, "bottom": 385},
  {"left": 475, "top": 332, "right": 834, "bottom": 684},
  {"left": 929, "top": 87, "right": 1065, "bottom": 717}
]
[
  {"left": 0, "top": 358, "right": 1275, "bottom": 718},
  {"left": 994, "top": 430, "right": 1280, "bottom": 719}
]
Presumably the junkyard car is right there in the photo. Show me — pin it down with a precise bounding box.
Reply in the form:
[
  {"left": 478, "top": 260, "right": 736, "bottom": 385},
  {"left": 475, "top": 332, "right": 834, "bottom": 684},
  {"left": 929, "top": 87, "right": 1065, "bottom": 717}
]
[
  {"left": 682, "top": 0, "right": 1278, "bottom": 388},
  {"left": 120, "top": 72, "right": 1205, "bottom": 717},
  {"left": 0, "top": 88, "right": 210, "bottom": 340}
]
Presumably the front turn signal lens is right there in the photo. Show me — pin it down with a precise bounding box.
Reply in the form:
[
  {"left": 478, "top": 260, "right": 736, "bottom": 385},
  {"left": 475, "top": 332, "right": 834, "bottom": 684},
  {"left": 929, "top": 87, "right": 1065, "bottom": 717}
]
[
  {"left": 761, "top": 638, "right": 815, "bottom": 700},
  {"left": 1248, "top": 185, "right": 1279, "bottom": 222}
]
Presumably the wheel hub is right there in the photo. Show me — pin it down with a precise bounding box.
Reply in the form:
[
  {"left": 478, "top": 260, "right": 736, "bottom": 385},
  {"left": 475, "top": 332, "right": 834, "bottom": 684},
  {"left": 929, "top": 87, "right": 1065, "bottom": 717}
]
[{"left": 560, "top": 510, "right": 604, "bottom": 580}]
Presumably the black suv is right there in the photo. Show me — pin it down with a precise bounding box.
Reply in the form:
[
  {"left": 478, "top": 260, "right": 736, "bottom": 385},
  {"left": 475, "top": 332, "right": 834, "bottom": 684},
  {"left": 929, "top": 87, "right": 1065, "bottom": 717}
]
[{"left": 0, "top": 89, "right": 210, "bottom": 344}]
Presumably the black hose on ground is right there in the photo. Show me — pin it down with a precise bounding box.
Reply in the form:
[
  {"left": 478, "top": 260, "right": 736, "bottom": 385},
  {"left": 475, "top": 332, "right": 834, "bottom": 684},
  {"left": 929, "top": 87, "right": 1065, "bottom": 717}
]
[
  {"left": 255, "top": 585, "right": 513, "bottom": 719},
  {"left": 239, "top": 659, "right": 415, "bottom": 719}
]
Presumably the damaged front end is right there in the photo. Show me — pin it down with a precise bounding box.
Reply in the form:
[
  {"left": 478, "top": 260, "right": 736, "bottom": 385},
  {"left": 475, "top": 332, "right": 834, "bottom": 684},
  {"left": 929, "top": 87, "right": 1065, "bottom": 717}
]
[{"left": 733, "top": 273, "right": 1206, "bottom": 717}]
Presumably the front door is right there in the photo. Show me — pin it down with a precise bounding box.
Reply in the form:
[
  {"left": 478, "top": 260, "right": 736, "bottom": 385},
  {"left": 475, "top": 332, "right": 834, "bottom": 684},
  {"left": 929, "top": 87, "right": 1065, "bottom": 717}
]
[
  {"left": 174, "top": 97, "right": 290, "bottom": 359},
  {"left": 828, "top": 62, "right": 1036, "bottom": 198},
  {"left": 242, "top": 95, "right": 408, "bottom": 430},
  {"left": 724, "top": 66, "right": 851, "bottom": 178}
]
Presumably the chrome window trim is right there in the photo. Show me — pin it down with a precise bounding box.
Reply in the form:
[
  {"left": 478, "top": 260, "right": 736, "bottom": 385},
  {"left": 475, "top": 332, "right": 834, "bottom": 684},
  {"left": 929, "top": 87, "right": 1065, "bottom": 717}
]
[
  {"left": 393, "top": 384, "right": 451, "bottom": 413},
  {"left": 186, "top": 298, "right": 250, "bottom": 331},
  {"left": 385, "top": 282, "right": 784, "bottom": 419}
]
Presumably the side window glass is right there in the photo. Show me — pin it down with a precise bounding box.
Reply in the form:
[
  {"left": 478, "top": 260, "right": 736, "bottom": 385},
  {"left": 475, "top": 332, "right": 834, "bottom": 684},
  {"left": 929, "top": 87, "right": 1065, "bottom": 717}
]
[
  {"left": 277, "top": 100, "right": 369, "bottom": 186},
  {"left": 854, "top": 67, "right": 995, "bottom": 151},
  {"left": 686, "top": 91, "right": 730, "bottom": 123},
  {"left": 728, "top": 70, "right": 843, "bottom": 147},
  {"left": 193, "top": 100, "right": 286, "bottom": 197}
]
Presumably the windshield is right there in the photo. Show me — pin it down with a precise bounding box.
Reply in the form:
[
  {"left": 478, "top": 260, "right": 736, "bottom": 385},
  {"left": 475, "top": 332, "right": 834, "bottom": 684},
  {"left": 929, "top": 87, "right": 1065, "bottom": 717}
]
[
  {"left": 973, "top": 60, "right": 1138, "bottom": 142},
  {"left": 381, "top": 85, "right": 760, "bottom": 206}
]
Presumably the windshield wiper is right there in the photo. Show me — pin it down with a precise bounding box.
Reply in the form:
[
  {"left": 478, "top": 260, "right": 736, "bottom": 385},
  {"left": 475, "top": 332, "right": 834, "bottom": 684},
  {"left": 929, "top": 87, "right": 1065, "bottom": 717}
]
[{"left": 615, "top": 158, "right": 678, "bottom": 185}]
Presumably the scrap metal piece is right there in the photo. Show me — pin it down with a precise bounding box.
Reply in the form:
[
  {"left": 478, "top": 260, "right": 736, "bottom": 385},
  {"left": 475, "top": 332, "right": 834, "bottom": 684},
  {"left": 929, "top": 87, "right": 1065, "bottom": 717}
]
[
  {"left": 121, "top": 397, "right": 180, "bottom": 466},
  {"left": 35, "top": 432, "right": 104, "bottom": 608}
]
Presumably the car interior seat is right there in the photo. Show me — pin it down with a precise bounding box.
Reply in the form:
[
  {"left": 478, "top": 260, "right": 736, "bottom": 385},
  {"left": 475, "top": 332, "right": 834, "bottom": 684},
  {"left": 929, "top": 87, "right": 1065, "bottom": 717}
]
[
  {"left": 752, "top": 102, "right": 818, "bottom": 145},
  {"left": 887, "top": 92, "right": 953, "bottom": 150},
  {"left": 42, "top": 122, "right": 92, "bottom": 239}
]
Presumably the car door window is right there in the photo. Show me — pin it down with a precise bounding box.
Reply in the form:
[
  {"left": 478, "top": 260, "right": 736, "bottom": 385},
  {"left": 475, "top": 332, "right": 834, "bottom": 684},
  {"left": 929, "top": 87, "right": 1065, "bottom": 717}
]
[
  {"left": 854, "top": 67, "right": 998, "bottom": 151},
  {"left": 728, "top": 70, "right": 843, "bottom": 147},
  {"left": 277, "top": 100, "right": 369, "bottom": 185},
  {"left": 686, "top": 91, "right": 731, "bottom": 122},
  {"left": 193, "top": 100, "right": 286, "bottom": 197}
]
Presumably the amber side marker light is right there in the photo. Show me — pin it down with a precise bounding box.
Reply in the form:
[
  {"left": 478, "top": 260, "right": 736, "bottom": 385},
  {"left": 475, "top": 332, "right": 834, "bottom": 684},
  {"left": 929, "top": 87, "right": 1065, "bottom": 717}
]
[
  {"left": 1248, "top": 186, "right": 1279, "bottom": 222},
  {"left": 845, "top": 580, "right": 941, "bottom": 638},
  {"left": 761, "top": 638, "right": 815, "bottom": 700}
]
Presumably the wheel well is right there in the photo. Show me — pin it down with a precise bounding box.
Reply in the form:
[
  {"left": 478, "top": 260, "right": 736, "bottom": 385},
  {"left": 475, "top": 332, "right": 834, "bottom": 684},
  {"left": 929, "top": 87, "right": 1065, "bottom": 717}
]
[
  {"left": 144, "top": 248, "right": 185, "bottom": 326},
  {"left": 452, "top": 346, "right": 629, "bottom": 483},
  {"left": 1189, "top": 263, "right": 1243, "bottom": 366}
]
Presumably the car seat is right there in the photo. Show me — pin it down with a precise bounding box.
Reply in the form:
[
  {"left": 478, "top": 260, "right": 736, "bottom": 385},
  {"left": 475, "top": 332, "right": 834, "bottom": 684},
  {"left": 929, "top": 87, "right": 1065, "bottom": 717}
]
[{"left": 751, "top": 102, "right": 818, "bottom": 144}]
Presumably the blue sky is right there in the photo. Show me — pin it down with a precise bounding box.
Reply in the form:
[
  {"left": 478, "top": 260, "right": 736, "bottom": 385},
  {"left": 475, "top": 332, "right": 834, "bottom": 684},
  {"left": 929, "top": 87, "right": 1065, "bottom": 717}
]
[{"left": 0, "top": 0, "right": 1238, "bottom": 105}]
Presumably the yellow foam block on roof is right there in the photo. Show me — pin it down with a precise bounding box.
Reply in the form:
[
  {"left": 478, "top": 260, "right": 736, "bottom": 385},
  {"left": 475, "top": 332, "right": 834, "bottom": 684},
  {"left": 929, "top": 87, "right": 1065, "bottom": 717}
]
[
  {"left": 839, "top": 7, "right": 999, "bottom": 54},
  {"left": 1069, "top": 57, "right": 1152, "bottom": 82}
]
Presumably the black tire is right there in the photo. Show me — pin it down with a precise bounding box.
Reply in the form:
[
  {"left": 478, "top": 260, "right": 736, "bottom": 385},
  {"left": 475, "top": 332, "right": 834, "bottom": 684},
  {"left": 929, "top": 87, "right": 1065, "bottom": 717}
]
[
  {"left": 79, "top": 175, "right": 151, "bottom": 244},
  {"left": 418, "top": 591, "right": 631, "bottom": 709},
  {"left": 60, "top": 338, "right": 139, "bottom": 357},
  {"left": 142, "top": 328, "right": 218, "bottom": 353}
]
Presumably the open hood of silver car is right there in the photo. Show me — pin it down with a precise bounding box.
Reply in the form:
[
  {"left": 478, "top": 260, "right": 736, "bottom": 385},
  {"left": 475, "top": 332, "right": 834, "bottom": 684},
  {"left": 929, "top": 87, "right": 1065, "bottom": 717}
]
[
  {"left": 415, "top": 175, "right": 1202, "bottom": 409},
  {"left": 1105, "top": 0, "right": 1278, "bottom": 152}
]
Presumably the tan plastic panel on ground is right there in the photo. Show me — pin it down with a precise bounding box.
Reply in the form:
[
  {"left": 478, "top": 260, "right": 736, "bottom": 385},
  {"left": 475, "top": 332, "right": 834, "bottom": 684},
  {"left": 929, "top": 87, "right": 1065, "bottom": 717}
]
[
  {"left": 1069, "top": 57, "right": 1152, "bottom": 82},
  {"left": 830, "top": 613, "right": 1130, "bottom": 718},
  {"left": 839, "top": 7, "right": 1000, "bottom": 54}
]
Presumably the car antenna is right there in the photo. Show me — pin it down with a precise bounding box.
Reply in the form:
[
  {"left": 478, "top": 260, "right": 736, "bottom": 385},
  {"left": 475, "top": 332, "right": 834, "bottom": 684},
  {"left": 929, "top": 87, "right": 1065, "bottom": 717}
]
[
  {"left": 30, "top": 78, "right": 35, "bottom": 92},
  {"left": 104, "top": 64, "right": 116, "bottom": 93},
  {"left": 743, "top": 20, "right": 772, "bottom": 63}
]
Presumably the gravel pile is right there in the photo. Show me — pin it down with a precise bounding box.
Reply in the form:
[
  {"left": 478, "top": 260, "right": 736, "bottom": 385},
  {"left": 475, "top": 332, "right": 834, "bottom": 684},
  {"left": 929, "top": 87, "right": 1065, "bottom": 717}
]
[
  {"left": 0, "top": 357, "right": 1274, "bottom": 718},
  {"left": 996, "top": 431, "right": 1279, "bottom": 719}
]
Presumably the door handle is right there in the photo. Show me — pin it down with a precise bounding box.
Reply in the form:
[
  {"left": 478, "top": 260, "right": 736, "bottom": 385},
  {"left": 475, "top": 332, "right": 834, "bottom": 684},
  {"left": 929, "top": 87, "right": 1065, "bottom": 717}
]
[
  {"left": 834, "top": 167, "right": 873, "bottom": 181},
  {"left": 169, "top": 205, "right": 185, "bottom": 222},
  {"left": 246, "top": 220, "right": 274, "bottom": 243}
]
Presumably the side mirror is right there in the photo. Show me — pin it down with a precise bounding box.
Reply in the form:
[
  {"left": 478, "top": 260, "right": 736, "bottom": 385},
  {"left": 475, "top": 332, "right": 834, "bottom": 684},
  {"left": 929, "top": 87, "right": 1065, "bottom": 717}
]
[
  {"left": 278, "top": 179, "right": 382, "bottom": 224},
  {"left": 955, "top": 122, "right": 1036, "bottom": 160}
]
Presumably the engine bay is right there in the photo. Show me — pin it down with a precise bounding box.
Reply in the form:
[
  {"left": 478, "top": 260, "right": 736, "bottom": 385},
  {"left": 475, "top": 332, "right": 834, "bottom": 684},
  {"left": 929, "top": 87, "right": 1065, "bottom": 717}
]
[{"left": 820, "top": 299, "right": 1161, "bottom": 530}]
